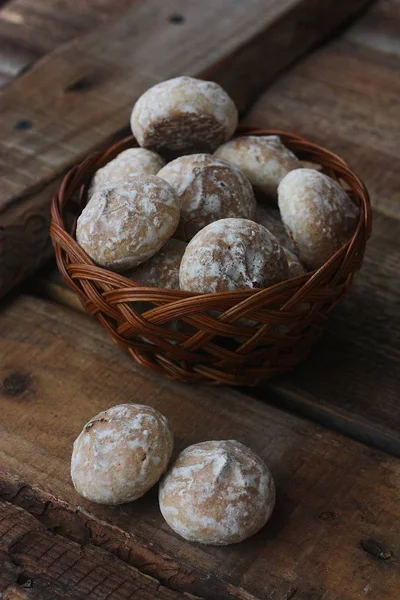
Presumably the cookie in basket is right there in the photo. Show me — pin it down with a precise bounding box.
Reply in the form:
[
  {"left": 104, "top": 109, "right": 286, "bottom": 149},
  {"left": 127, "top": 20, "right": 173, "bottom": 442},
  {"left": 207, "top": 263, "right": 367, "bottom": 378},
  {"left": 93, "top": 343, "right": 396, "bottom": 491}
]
[
  {"left": 76, "top": 176, "right": 179, "bottom": 271},
  {"left": 130, "top": 76, "right": 238, "bottom": 152},
  {"left": 254, "top": 204, "right": 296, "bottom": 254},
  {"left": 215, "top": 135, "right": 301, "bottom": 200},
  {"left": 158, "top": 154, "right": 256, "bottom": 241},
  {"left": 278, "top": 168, "right": 359, "bottom": 269},
  {"left": 179, "top": 218, "right": 289, "bottom": 293},
  {"left": 126, "top": 238, "right": 186, "bottom": 289},
  {"left": 283, "top": 248, "right": 306, "bottom": 278},
  {"left": 88, "top": 148, "right": 165, "bottom": 198}
]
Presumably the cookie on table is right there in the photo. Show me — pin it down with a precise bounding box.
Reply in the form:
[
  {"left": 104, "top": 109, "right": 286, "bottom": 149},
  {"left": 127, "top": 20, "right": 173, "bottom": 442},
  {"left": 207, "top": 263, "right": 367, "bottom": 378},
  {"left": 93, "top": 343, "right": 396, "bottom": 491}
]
[
  {"left": 88, "top": 148, "right": 165, "bottom": 198},
  {"left": 278, "top": 169, "right": 359, "bottom": 269},
  {"left": 130, "top": 76, "right": 238, "bottom": 152},
  {"left": 179, "top": 218, "right": 289, "bottom": 293},
  {"left": 158, "top": 154, "right": 256, "bottom": 241},
  {"left": 159, "top": 440, "right": 275, "bottom": 545},
  {"left": 215, "top": 135, "right": 301, "bottom": 200},
  {"left": 76, "top": 176, "right": 179, "bottom": 272},
  {"left": 71, "top": 404, "right": 174, "bottom": 505}
]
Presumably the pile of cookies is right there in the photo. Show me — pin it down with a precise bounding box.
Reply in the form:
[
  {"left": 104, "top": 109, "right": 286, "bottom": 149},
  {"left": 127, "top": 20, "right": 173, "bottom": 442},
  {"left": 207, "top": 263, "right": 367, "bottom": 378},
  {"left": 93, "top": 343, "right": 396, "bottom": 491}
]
[
  {"left": 71, "top": 403, "right": 275, "bottom": 546},
  {"left": 76, "top": 76, "right": 359, "bottom": 295}
]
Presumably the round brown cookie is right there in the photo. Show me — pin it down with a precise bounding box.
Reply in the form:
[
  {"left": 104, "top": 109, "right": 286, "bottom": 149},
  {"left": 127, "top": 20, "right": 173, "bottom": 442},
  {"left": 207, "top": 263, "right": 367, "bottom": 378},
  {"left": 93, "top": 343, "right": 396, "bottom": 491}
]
[
  {"left": 159, "top": 440, "right": 275, "bottom": 545},
  {"left": 179, "top": 218, "right": 289, "bottom": 293},
  {"left": 76, "top": 176, "right": 180, "bottom": 272},
  {"left": 88, "top": 148, "right": 165, "bottom": 198},
  {"left": 278, "top": 169, "right": 359, "bottom": 269},
  {"left": 130, "top": 76, "right": 238, "bottom": 152},
  {"left": 283, "top": 248, "right": 306, "bottom": 278},
  {"left": 158, "top": 154, "right": 256, "bottom": 241},
  {"left": 254, "top": 204, "right": 296, "bottom": 255},
  {"left": 126, "top": 238, "right": 186, "bottom": 289},
  {"left": 71, "top": 404, "right": 174, "bottom": 505},
  {"left": 215, "top": 135, "right": 301, "bottom": 200}
]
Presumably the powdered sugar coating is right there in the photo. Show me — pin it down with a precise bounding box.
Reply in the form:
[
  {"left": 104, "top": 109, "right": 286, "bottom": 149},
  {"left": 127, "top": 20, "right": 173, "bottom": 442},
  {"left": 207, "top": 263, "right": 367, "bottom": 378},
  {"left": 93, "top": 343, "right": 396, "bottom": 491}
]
[
  {"left": 76, "top": 176, "right": 180, "bottom": 272},
  {"left": 126, "top": 238, "right": 186, "bottom": 289},
  {"left": 215, "top": 135, "right": 301, "bottom": 200},
  {"left": 159, "top": 440, "right": 275, "bottom": 545},
  {"left": 179, "top": 218, "right": 289, "bottom": 293},
  {"left": 131, "top": 77, "right": 238, "bottom": 152},
  {"left": 283, "top": 248, "right": 306, "bottom": 278},
  {"left": 71, "top": 404, "right": 174, "bottom": 505},
  {"left": 254, "top": 204, "right": 296, "bottom": 254},
  {"left": 278, "top": 169, "right": 359, "bottom": 269},
  {"left": 158, "top": 154, "right": 256, "bottom": 241},
  {"left": 88, "top": 148, "right": 165, "bottom": 197}
]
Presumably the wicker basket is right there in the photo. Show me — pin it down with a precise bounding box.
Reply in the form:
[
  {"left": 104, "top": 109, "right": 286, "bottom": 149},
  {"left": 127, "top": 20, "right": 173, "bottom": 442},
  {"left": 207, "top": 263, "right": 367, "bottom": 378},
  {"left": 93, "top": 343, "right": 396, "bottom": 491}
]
[{"left": 50, "top": 128, "right": 372, "bottom": 386}]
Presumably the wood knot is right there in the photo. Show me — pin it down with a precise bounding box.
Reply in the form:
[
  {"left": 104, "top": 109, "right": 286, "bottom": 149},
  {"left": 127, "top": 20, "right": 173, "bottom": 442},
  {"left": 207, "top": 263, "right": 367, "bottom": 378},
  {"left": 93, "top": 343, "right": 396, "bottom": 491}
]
[
  {"left": 169, "top": 13, "right": 184, "bottom": 24},
  {"left": 318, "top": 511, "right": 336, "bottom": 521},
  {"left": 360, "top": 538, "right": 392, "bottom": 560},
  {"left": 14, "top": 119, "right": 32, "bottom": 130},
  {"left": 65, "top": 76, "right": 95, "bottom": 93},
  {"left": 3, "top": 372, "right": 31, "bottom": 397},
  {"left": 17, "top": 573, "right": 34, "bottom": 588}
]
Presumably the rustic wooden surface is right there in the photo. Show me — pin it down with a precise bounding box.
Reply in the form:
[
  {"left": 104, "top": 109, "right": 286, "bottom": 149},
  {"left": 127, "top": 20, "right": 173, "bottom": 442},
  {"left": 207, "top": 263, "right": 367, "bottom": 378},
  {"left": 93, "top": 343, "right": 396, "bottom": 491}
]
[
  {"left": 0, "top": 501, "right": 191, "bottom": 600},
  {"left": 0, "top": 0, "right": 132, "bottom": 89},
  {"left": 0, "top": 0, "right": 373, "bottom": 297},
  {"left": 1, "top": 295, "right": 399, "bottom": 600},
  {"left": 1, "top": 1, "right": 399, "bottom": 597},
  {"left": 242, "top": 0, "right": 400, "bottom": 456}
]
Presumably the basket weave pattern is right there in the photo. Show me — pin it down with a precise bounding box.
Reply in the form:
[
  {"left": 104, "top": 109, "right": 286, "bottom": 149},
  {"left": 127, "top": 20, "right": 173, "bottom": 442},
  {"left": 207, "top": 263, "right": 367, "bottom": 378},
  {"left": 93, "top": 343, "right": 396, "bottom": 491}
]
[{"left": 50, "top": 129, "right": 372, "bottom": 385}]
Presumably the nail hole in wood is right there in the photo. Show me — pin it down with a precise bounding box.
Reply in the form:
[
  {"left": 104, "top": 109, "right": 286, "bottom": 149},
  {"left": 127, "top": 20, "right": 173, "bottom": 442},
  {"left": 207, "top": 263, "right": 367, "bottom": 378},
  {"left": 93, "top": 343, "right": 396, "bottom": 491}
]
[
  {"left": 318, "top": 511, "right": 336, "bottom": 521},
  {"left": 65, "top": 76, "right": 94, "bottom": 93},
  {"left": 360, "top": 538, "right": 392, "bottom": 560},
  {"left": 169, "top": 13, "right": 184, "bottom": 24},
  {"left": 3, "top": 372, "right": 31, "bottom": 396},
  {"left": 14, "top": 120, "right": 32, "bottom": 130}
]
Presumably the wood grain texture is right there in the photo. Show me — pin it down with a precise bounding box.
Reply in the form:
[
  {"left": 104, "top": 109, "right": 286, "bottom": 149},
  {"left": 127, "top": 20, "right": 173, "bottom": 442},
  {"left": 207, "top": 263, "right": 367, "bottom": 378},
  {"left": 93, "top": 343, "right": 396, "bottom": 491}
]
[
  {"left": 0, "top": 0, "right": 133, "bottom": 86},
  {"left": 1, "top": 295, "right": 399, "bottom": 599},
  {"left": 242, "top": 0, "right": 400, "bottom": 456},
  {"left": 0, "top": 501, "right": 191, "bottom": 600},
  {"left": 245, "top": 0, "right": 400, "bottom": 220},
  {"left": 0, "top": 0, "right": 373, "bottom": 297},
  {"left": 259, "top": 211, "right": 400, "bottom": 456}
]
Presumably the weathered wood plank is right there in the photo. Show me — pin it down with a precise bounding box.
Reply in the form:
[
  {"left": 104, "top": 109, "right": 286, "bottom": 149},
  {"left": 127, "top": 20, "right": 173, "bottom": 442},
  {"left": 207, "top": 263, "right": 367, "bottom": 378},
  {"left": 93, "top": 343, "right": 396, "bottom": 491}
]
[
  {"left": 255, "top": 211, "right": 400, "bottom": 456},
  {"left": 0, "top": 0, "right": 373, "bottom": 297},
  {"left": 1, "top": 295, "right": 399, "bottom": 599},
  {"left": 0, "top": 501, "right": 191, "bottom": 600},
  {"left": 0, "top": 0, "right": 132, "bottom": 86},
  {"left": 242, "top": 0, "right": 400, "bottom": 456}
]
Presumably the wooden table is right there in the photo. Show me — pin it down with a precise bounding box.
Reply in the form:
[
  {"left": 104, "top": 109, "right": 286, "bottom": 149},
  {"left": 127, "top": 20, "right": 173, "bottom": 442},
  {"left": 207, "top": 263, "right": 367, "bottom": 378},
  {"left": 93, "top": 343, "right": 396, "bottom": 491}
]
[{"left": 1, "top": 1, "right": 399, "bottom": 598}]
